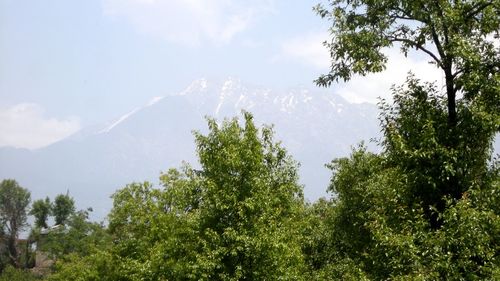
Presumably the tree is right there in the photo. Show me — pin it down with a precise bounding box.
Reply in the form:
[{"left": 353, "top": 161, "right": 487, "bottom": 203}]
[
  {"left": 30, "top": 197, "right": 51, "bottom": 229},
  {"left": 380, "top": 77, "right": 497, "bottom": 224},
  {"left": 0, "top": 180, "right": 31, "bottom": 268},
  {"left": 188, "top": 112, "right": 306, "bottom": 280},
  {"left": 315, "top": 0, "right": 499, "bottom": 220},
  {"left": 39, "top": 208, "right": 109, "bottom": 260},
  {"left": 52, "top": 193, "right": 75, "bottom": 226},
  {"left": 51, "top": 112, "right": 307, "bottom": 280},
  {"left": 315, "top": 0, "right": 499, "bottom": 126},
  {"left": 317, "top": 144, "right": 499, "bottom": 280},
  {"left": 311, "top": 1, "right": 500, "bottom": 278}
]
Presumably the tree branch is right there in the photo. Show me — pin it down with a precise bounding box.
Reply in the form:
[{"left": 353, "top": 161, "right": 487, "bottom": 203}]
[
  {"left": 428, "top": 23, "right": 446, "bottom": 67},
  {"left": 389, "top": 36, "right": 442, "bottom": 66},
  {"left": 393, "top": 6, "right": 420, "bottom": 21},
  {"left": 465, "top": 1, "right": 493, "bottom": 20},
  {"left": 452, "top": 68, "right": 465, "bottom": 79},
  {"left": 392, "top": 15, "right": 415, "bottom": 21},
  {"left": 434, "top": 1, "right": 450, "bottom": 47}
]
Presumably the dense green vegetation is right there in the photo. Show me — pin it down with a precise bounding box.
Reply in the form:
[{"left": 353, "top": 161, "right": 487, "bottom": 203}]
[
  {"left": 0, "top": 180, "right": 108, "bottom": 279},
  {"left": 1, "top": 0, "right": 498, "bottom": 279}
]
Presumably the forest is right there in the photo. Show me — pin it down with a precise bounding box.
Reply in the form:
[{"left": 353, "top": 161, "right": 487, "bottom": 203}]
[{"left": 1, "top": 0, "right": 499, "bottom": 280}]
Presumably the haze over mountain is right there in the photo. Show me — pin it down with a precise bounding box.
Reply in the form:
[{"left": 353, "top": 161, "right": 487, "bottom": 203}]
[{"left": 0, "top": 78, "right": 386, "bottom": 219}]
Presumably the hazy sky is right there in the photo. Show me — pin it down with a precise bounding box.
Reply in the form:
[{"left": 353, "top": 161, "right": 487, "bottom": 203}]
[{"left": 0, "top": 0, "right": 441, "bottom": 149}]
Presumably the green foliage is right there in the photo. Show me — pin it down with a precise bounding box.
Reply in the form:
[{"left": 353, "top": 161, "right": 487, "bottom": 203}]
[
  {"left": 51, "top": 112, "right": 306, "bottom": 280},
  {"left": 306, "top": 80, "right": 500, "bottom": 279},
  {"left": 0, "top": 265, "right": 39, "bottom": 281},
  {"left": 0, "top": 180, "right": 31, "bottom": 235},
  {"left": 314, "top": 144, "right": 499, "bottom": 280},
  {"left": 301, "top": 198, "right": 371, "bottom": 280},
  {"left": 52, "top": 194, "right": 75, "bottom": 226},
  {"left": 314, "top": 0, "right": 499, "bottom": 108},
  {"left": 43, "top": 103, "right": 499, "bottom": 279},
  {"left": 0, "top": 179, "right": 31, "bottom": 268},
  {"left": 301, "top": 198, "right": 333, "bottom": 272},
  {"left": 187, "top": 112, "right": 306, "bottom": 280},
  {"left": 110, "top": 175, "right": 203, "bottom": 275},
  {"left": 32, "top": 4, "right": 500, "bottom": 276},
  {"left": 380, "top": 77, "right": 497, "bottom": 225},
  {"left": 315, "top": 0, "right": 499, "bottom": 210},
  {"left": 47, "top": 252, "right": 121, "bottom": 281},
  {"left": 30, "top": 197, "right": 51, "bottom": 229},
  {"left": 310, "top": 2, "right": 500, "bottom": 278},
  {"left": 39, "top": 209, "right": 110, "bottom": 260}
]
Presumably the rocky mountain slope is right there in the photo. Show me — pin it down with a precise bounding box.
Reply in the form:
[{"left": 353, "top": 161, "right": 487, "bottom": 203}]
[{"left": 0, "top": 78, "right": 381, "bottom": 219}]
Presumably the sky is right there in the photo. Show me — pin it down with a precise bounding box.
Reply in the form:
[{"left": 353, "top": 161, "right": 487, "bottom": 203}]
[{"left": 0, "top": 0, "right": 442, "bottom": 149}]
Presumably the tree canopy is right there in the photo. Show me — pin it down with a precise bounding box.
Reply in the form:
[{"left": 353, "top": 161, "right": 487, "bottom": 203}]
[
  {"left": 315, "top": 0, "right": 499, "bottom": 132},
  {"left": 308, "top": 0, "right": 500, "bottom": 279},
  {"left": 316, "top": 0, "right": 499, "bottom": 222},
  {"left": 0, "top": 179, "right": 31, "bottom": 268},
  {"left": 48, "top": 112, "right": 307, "bottom": 281},
  {"left": 52, "top": 194, "right": 75, "bottom": 226},
  {"left": 30, "top": 197, "right": 51, "bottom": 229}
]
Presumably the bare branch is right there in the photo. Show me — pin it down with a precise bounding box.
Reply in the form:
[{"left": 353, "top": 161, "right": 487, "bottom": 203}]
[
  {"left": 428, "top": 23, "right": 446, "bottom": 66},
  {"left": 389, "top": 36, "right": 442, "bottom": 66}
]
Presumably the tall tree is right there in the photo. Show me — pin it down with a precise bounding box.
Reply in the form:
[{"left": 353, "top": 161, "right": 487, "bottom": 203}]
[
  {"left": 315, "top": 0, "right": 499, "bottom": 217},
  {"left": 52, "top": 193, "right": 75, "bottom": 226},
  {"left": 311, "top": 1, "right": 500, "bottom": 278},
  {"left": 190, "top": 112, "right": 305, "bottom": 280},
  {"left": 30, "top": 197, "right": 51, "bottom": 229},
  {"left": 0, "top": 179, "right": 30, "bottom": 268}
]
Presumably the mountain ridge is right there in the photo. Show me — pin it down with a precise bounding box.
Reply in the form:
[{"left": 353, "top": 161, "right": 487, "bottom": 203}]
[{"left": 1, "top": 78, "right": 382, "bottom": 220}]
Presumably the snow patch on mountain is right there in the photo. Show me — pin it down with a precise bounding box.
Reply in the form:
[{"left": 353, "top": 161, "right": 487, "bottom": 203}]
[
  {"left": 98, "top": 107, "right": 141, "bottom": 133},
  {"left": 147, "top": 96, "right": 165, "bottom": 106},
  {"left": 179, "top": 78, "right": 209, "bottom": 95},
  {"left": 98, "top": 95, "right": 167, "bottom": 134}
]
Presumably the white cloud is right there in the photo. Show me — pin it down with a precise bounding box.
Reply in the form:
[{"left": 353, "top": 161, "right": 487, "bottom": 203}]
[
  {"left": 279, "top": 32, "right": 443, "bottom": 104},
  {"left": 335, "top": 48, "right": 444, "bottom": 104},
  {"left": 279, "top": 32, "right": 331, "bottom": 69},
  {"left": 0, "top": 103, "right": 80, "bottom": 149},
  {"left": 102, "top": 0, "right": 273, "bottom": 46}
]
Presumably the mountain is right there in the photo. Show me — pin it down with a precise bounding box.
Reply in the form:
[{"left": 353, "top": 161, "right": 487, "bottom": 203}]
[{"left": 0, "top": 78, "right": 381, "bottom": 220}]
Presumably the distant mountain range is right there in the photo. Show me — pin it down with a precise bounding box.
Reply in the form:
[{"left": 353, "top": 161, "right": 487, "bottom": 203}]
[{"left": 0, "top": 78, "right": 437, "bottom": 220}]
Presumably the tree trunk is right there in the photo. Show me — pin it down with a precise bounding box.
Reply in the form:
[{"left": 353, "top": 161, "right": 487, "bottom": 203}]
[
  {"left": 444, "top": 66, "right": 462, "bottom": 202},
  {"left": 7, "top": 235, "right": 19, "bottom": 268},
  {"left": 445, "top": 67, "right": 457, "bottom": 130},
  {"left": 7, "top": 219, "right": 20, "bottom": 268}
]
